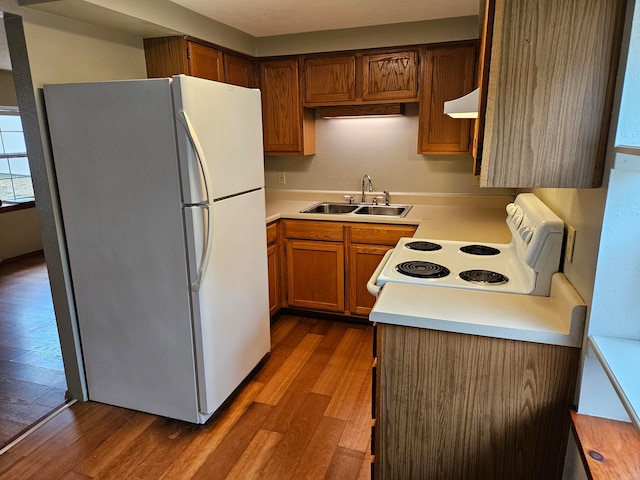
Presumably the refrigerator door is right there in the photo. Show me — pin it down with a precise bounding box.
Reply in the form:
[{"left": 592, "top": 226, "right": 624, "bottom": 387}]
[
  {"left": 172, "top": 75, "right": 265, "bottom": 204},
  {"left": 43, "top": 79, "right": 202, "bottom": 422},
  {"left": 184, "top": 188, "right": 271, "bottom": 416}
]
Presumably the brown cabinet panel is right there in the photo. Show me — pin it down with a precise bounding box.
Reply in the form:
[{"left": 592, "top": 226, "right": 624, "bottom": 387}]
[
  {"left": 375, "top": 324, "right": 580, "bottom": 480},
  {"left": 187, "top": 41, "right": 224, "bottom": 81},
  {"left": 361, "top": 50, "right": 418, "bottom": 102},
  {"left": 286, "top": 240, "right": 345, "bottom": 312},
  {"left": 418, "top": 44, "right": 477, "bottom": 154},
  {"left": 479, "top": 0, "right": 625, "bottom": 187},
  {"left": 224, "top": 53, "right": 255, "bottom": 88},
  {"left": 284, "top": 219, "right": 344, "bottom": 242},
  {"left": 143, "top": 37, "right": 189, "bottom": 78},
  {"left": 267, "top": 242, "right": 280, "bottom": 317},
  {"left": 266, "top": 221, "right": 281, "bottom": 317},
  {"left": 349, "top": 224, "right": 416, "bottom": 246},
  {"left": 304, "top": 55, "right": 356, "bottom": 104},
  {"left": 260, "top": 58, "right": 316, "bottom": 155},
  {"left": 349, "top": 244, "right": 390, "bottom": 316}
]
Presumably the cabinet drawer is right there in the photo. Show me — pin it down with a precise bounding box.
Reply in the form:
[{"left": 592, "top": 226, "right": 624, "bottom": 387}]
[
  {"left": 284, "top": 220, "right": 344, "bottom": 241},
  {"left": 266, "top": 221, "right": 278, "bottom": 245},
  {"left": 350, "top": 224, "right": 416, "bottom": 245}
]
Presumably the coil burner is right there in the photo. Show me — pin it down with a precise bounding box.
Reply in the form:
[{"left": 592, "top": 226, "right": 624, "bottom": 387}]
[
  {"left": 459, "top": 244, "right": 501, "bottom": 256},
  {"left": 459, "top": 269, "right": 508, "bottom": 285},
  {"left": 404, "top": 241, "right": 443, "bottom": 252},
  {"left": 395, "top": 261, "right": 450, "bottom": 279}
]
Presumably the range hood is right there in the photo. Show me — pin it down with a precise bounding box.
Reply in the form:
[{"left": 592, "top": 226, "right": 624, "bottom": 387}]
[{"left": 444, "top": 88, "right": 479, "bottom": 118}]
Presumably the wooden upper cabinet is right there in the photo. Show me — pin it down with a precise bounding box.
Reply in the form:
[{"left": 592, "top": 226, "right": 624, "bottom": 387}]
[
  {"left": 144, "top": 37, "right": 190, "bottom": 78},
  {"left": 143, "top": 36, "right": 254, "bottom": 87},
  {"left": 304, "top": 55, "right": 356, "bottom": 105},
  {"left": 187, "top": 41, "right": 224, "bottom": 81},
  {"left": 418, "top": 43, "right": 477, "bottom": 155},
  {"left": 303, "top": 49, "right": 418, "bottom": 106},
  {"left": 224, "top": 53, "right": 255, "bottom": 88},
  {"left": 144, "top": 37, "right": 223, "bottom": 81},
  {"left": 361, "top": 50, "right": 418, "bottom": 102},
  {"left": 260, "top": 58, "right": 316, "bottom": 156},
  {"left": 478, "top": 0, "right": 626, "bottom": 188}
]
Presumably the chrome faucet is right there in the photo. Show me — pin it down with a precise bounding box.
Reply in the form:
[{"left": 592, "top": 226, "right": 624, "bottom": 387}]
[{"left": 361, "top": 174, "right": 373, "bottom": 203}]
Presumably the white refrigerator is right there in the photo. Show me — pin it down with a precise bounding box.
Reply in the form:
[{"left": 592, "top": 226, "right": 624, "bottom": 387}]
[{"left": 43, "top": 75, "right": 271, "bottom": 423}]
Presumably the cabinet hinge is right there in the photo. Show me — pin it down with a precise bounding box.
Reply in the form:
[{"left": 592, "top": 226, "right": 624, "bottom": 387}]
[{"left": 186, "top": 48, "right": 191, "bottom": 60}]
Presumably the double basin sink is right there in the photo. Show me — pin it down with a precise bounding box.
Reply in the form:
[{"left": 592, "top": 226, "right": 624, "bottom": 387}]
[{"left": 301, "top": 202, "right": 412, "bottom": 218}]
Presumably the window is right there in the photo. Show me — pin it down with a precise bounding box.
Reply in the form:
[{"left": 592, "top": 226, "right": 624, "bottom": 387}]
[{"left": 0, "top": 107, "right": 34, "bottom": 203}]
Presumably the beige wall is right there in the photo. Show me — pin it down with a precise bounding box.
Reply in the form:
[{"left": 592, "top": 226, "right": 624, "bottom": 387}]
[
  {"left": 0, "top": 207, "right": 42, "bottom": 259},
  {"left": 265, "top": 104, "right": 515, "bottom": 196},
  {"left": 0, "top": 69, "right": 17, "bottom": 104}
]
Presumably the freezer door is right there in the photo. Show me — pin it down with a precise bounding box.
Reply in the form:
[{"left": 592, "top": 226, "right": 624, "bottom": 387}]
[
  {"left": 184, "top": 188, "right": 271, "bottom": 416},
  {"left": 172, "top": 75, "right": 265, "bottom": 203}
]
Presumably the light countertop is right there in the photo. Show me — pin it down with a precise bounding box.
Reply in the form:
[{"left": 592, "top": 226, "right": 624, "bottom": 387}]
[
  {"left": 265, "top": 189, "right": 513, "bottom": 243},
  {"left": 265, "top": 189, "right": 585, "bottom": 347},
  {"left": 370, "top": 273, "right": 586, "bottom": 347}
]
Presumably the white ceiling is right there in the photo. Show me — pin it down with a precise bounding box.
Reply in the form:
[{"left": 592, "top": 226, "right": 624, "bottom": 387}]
[{"left": 169, "top": 0, "right": 479, "bottom": 37}]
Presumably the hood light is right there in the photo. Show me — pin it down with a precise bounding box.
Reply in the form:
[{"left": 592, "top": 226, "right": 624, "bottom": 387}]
[{"left": 444, "top": 88, "right": 479, "bottom": 119}]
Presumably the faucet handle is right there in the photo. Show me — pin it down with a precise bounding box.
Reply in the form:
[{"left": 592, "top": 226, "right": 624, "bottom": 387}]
[
  {"left": 383, "top": 189, "right": 390, "bottom": 205},
  {"left": 372, "top": 196, "right": 385, "bottom": 205},
  {"left": 343, "top": 195, "right": 354, "bottom": 204}
]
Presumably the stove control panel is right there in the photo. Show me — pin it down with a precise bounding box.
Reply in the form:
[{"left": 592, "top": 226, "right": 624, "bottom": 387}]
[{"left": 506, "top": 194, "right": 564, "bottom": 270}]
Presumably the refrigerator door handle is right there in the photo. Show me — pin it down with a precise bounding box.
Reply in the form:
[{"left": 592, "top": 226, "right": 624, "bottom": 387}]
[
  {"left": 177, "top": 109, "right": 212, "bottom": 206},
  {"left": 191, "top": 203, "right": 213, "bottom": 292}
]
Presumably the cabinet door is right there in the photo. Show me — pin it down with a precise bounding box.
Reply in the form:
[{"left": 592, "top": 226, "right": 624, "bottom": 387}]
[
  {"left": 267, "top": 243, "right": 280, "bottom": 317},
  {"left": 479, "top": 0, "right": 625, "bottom": 188},
  {"left": 361, "top": 50, "right": 418, "bottom": 102},
  {"left": 224, "top": 53, "right": 255, "bottom": 88},
  {"left": 349, "top": 244, "right": 390, "bottom": 316},
  {"left": 304, "top": 55, "right": 356, "bottom": 105},
  {"left": 286, "top": 240, "right": 344, "bottom": 313},
  {"left": 260, "top": 59, "right": 316, "bottom": 155},
  {"left": 418, "top": 44, "right": 477, "bottom": 154},
  {"left": 187, "top": 41, "right": 224, "bottom": 81},
  {"left": 266, "top": 222, "right": 281, "bottom": 317},
  {"left": 143, "top": 37, "right": 189, "bottom": 78}
]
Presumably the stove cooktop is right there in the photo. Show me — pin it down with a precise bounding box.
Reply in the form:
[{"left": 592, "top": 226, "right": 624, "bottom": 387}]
[{"left": 375, "top": 237, "right": 536, "bottom": 294}]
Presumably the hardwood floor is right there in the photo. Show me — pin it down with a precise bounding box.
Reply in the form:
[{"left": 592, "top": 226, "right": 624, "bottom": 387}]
[
  {"left": 0, "top": 253, "right": 67, "bottom": 448},
  {"left": 0, "top": 314, "right": 374, "bottom": 479}
]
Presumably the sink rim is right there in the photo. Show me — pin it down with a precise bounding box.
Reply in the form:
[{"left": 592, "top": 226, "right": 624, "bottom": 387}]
[{"left": 299, "top": 201, "right": 412, "bottom": 218}]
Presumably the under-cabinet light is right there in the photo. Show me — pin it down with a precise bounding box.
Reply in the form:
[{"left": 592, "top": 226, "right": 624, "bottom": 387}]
[
  {"left": 444, "top": 88, "right": 479, "bottom": 118},
  {"left": 318, "top": 104, "right": 405, "bottom": 118}
]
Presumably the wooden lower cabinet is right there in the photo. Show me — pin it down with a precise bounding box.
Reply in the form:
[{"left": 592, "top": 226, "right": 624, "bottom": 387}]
[
  {"left": 348, "top": 244, "right": 390, "bottom": 316},
  {"left": 286, "top": 240, "right": 345, "bottom": 312},
  {"left": 374, "top": 324, "right": 580, "bottom": 480},
  {"left": 282, "top": 220, "right": 415, "bottom": 317},
  {"left": 266, "top": 221, "right": 281, "bottom": 317},
  {"left": 348, "top": 223, "right": 416, "bottom": 316}
]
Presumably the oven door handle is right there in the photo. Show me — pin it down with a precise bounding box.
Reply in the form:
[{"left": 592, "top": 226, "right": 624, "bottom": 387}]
[{"left": 367, "top": 248, "right": 394, "bottom": 298}]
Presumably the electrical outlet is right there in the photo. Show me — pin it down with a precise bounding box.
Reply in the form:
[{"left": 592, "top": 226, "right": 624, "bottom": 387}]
[
  {"left": 565, "top": 225, "right": 576, "bottom": 263},
  {"left": 277, "top": 172, "right": 286, "bottom": 185}
]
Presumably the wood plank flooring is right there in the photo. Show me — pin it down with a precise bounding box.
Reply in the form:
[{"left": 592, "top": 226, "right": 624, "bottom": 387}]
[
  {"left": 0, "top": 314, "right": 374, "bottom": 479},
  {"left": 0, "top": 253, "right": 67, "bottom": 447}
]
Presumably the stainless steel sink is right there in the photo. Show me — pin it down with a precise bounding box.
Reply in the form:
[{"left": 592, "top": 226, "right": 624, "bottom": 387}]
[
  {"left": 353, "top": 205, "right": 410, "bottom": 217},
  {"left": 300, "top": 202, "right": 412, "bottom": 217},
  {"left": 301, "top": 203, "right": 359, "bottom": 214}
]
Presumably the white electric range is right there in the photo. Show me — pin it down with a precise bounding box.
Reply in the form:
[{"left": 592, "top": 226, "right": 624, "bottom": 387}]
[{"left": 368, "top": 193, "right": 565, "bottom": 297}]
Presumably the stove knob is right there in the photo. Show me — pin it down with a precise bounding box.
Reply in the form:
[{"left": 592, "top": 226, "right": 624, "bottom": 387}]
[
  {"left": 518, "top": 225, "right": 534, "bottom": 243},
  {"left": 511, "top": 213, "right": 523, "bottom": 228},
  {"left": 506, "top": 203, "right": 518, "bottom": 216}
]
